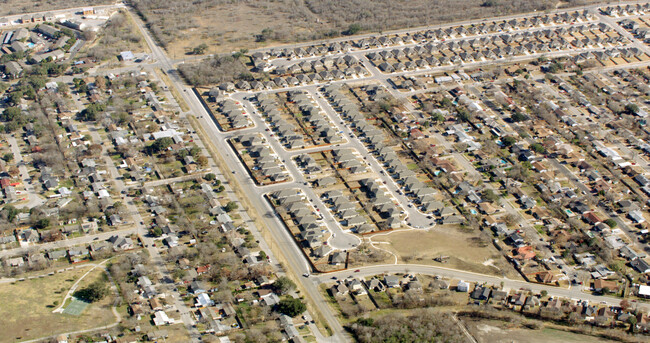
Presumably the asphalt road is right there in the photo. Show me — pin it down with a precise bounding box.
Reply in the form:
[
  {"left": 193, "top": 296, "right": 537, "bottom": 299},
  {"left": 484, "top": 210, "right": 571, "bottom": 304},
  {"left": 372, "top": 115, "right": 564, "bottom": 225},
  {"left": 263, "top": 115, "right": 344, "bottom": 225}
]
[
  {"left": 314, "top": 263, "right": 650, "bottom": 312},
  {"left": 128, "top": 9, "right": 350, "bottom": 342},
  {"left": 127, "top": 4, "right": 650, "bottom": 341},
  {"left": 4, "top": 3, "right": 650, "bottom": 341},
  {"left": 169, "top": 1, "right": 650, "bottom": 65},
  {"left": 6, "top": 136, "right": 46, "bottom": 210}
]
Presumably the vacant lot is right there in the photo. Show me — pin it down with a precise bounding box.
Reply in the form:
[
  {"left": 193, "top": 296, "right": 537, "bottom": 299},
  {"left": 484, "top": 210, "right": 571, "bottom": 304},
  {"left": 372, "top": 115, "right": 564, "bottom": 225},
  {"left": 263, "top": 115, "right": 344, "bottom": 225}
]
[
  {"left": 132, "top": 0, "right": 599, "bottom": 54},
  {"left": 463, "top": 318, "right": 621, "bottom": 343},
  {"left": 372, "top": 227, "right": 519, "bottom": 278},
  {"left": 0, "top": 266, "right": 115, "bottom": 342},
  {"left": 82, "top": 11, "right": 150, "bottom": 62},
  {"left": 0, "top": 0, "right": 111, "bottom": 16}
]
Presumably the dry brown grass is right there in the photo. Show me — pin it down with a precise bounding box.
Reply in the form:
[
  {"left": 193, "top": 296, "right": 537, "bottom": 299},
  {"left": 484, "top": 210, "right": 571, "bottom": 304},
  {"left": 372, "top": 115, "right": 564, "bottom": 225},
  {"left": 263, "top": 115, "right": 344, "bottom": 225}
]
[
  {"left": 132, "top": 0, "right": 601, "bottom": 55},
  {"left": 0, "top": 266, "right": 116, "bottom": 342},
  {"left": 464, "top": 318, "right": 621, "bottom": 343},
  {"left": 371, "top": 226, "right": 520, "bottom": 278}
]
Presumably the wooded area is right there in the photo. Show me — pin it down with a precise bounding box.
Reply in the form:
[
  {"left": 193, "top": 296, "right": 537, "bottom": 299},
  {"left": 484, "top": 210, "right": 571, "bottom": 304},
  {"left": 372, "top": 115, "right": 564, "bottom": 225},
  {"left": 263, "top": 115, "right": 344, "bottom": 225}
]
[
  {"left": 178, "top": 55, "right": 250, "bottom": 86},
  {"left": 348, "top": 310, "right": 466, "bottom": 343}
]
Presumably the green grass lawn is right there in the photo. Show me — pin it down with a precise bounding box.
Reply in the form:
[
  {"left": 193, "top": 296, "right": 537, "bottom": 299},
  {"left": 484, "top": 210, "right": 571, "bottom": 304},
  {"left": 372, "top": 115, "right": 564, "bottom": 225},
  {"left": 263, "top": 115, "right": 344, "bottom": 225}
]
[{"left": 369, "top": 290, "right": 392, "bottom": 309}]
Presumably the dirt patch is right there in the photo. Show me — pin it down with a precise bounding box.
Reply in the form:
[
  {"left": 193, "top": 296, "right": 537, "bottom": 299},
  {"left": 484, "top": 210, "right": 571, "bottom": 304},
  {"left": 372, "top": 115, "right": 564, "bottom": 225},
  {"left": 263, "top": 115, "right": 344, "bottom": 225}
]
[
  {"left": 371, "top": 227, "right": 520, "bottom": 278},
  {"left": 464, "top": 318, "right": 621, "bottom": 343}
]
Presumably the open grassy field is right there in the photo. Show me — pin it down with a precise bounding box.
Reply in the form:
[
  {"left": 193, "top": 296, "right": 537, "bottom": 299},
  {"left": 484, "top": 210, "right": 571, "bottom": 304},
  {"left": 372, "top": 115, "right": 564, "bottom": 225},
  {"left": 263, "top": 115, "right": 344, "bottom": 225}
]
[
  {"left": 371, "top": 226, "right": 521, "bottom": 278},
  {"left": 132, "top": 0, "right": 600, "bottom": 55},
  {"left": 0, "top": 266, "right": 116, "bottom": 342},
  {"left": 463, "top": 318, "right": 622, "bottom": 343}
]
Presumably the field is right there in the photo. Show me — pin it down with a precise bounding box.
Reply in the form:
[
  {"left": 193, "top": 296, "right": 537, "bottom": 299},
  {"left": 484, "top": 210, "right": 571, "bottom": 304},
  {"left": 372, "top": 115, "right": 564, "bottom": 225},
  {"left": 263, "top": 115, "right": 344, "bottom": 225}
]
[
  {"left": 0, "top": 0, "right": 110, "bottom": 16},
  {"left": 132, "top": 0, "right": 600, "bottom": 55},
  {"left": 463, "top": 318, "right": 621, "bottom": 343},
  {"left": 0, "top": 266, "right": 116, "bottom": 342},
  {"left": 371, "top": 226, "right": 520, "bottom": 278}
]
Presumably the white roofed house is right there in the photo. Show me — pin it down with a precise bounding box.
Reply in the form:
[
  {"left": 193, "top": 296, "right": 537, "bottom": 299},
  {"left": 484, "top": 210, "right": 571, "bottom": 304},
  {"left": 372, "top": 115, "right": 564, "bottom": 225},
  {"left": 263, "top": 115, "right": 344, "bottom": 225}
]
[{"left": 153, "top": 311, "right": 174, "bottom": 326}]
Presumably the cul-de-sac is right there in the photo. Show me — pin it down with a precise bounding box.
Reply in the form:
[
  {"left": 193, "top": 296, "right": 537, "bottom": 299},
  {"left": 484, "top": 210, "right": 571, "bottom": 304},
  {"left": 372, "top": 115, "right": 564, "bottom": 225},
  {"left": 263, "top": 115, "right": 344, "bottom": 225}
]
[{"left": 2, "top": 1, "right": 650, "bottom": 342}]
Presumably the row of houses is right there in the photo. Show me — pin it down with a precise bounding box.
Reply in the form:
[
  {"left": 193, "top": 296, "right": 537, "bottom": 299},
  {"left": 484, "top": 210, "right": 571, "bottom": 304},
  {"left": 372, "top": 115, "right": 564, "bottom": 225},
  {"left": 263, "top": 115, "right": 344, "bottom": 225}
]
[
  {"left": 268, "top": 55, "right": 369, "bottom": 81},
  {"left": 270, "top": 188, "right": 328, "bottom": 250},
  {"left": 369, "top": 26, "right": 625, "bottom": 73},
  {"left": 573, "top": 47, "right": 645, "bottom": 64},
  {"left": 252, "top": 10, "right": 593, "bottom": 62},
  {"left": 219, "top": 63, "right": 368, "bottom": 93},
  {"left": 601, "top": 3, "right": 650, "bottom": 16},
  {"left": 0, "top": 7, "right": 97, "bottom": 27},
  {"left": 333, "top": 273, "right": 650, "bottom": 333},
  {"left": 237, "top": 133, "right": 289, "bottom": 183},
  {"left": 321, "top": 187, "right": 373, "bottom": 234},
  {"left": 4, "top": 233, "right": 133, "bottom": 268},
  {"left": 286, "top": 90, "right": 343, "bottom": 145},
  {"left": 322, "top": 85, "right": 441, "bottom": 217},
  {"left": 215, "top": 98, "right": 251, "bottom": 130},
  {"left": 255, "top": 93, "right": 307, "bottom": 149}
]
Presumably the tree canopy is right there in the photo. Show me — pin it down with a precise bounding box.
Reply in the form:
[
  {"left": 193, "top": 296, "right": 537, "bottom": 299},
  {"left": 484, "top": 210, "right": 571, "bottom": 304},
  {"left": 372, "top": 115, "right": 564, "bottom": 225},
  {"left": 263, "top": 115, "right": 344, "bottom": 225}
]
[
  {"left": 273, "top": 276, "right": 296, "bottom": 295},
  {"left": 225, "top": 201, "right": 238, "bottom": 212},
  {"left": 148, "top": 137, "right": 174, "bottom": 154},
  {"left": 350, "top": 310, "right": 465, "bottom": 343},
  {"left": 80, "top": 103, "right": 106, "bottom": 121},
  {"left": 74, "top": 280, "right": 109, "bottom": 302},
  {"left": 276, "top": 297, "right": 306, "bottom": 317}
]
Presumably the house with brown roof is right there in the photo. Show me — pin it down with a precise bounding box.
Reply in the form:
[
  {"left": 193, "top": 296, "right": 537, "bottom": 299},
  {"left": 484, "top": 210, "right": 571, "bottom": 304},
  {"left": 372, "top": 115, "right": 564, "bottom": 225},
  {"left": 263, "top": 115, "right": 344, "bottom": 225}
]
[
  {"left": 513, "top": 246, "right": 536, "bottom": 260},
  {"left": 150, "top": 297, "right": 164, "bottom": 311},
  {"left": 196, "top": 265, "right": 210, "bottom": 274},
  {"left": 478, "top": 202, "right": 498, "bottom": 214},
  {"left": 582, "top": 211, "right": 602, "bottom": 225},
  {"left": 594, "top": 279, "right": 619, "bottom": 293},
  {"left": 430, "top": 157, "right": 456, "bottom": 173},
  {"left": 536, "top": 271, "right": 557, "bottom": 284}
]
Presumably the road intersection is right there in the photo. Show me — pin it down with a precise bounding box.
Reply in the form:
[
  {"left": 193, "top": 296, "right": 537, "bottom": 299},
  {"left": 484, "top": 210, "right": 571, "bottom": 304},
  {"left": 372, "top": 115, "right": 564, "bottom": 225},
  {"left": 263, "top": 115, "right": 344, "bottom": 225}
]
[
  {"left": 113, "top": 4, "right": 650, "bottom": 341},
  {"left": 4, "top": 3, "right": 650, "bottom": 342}
]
